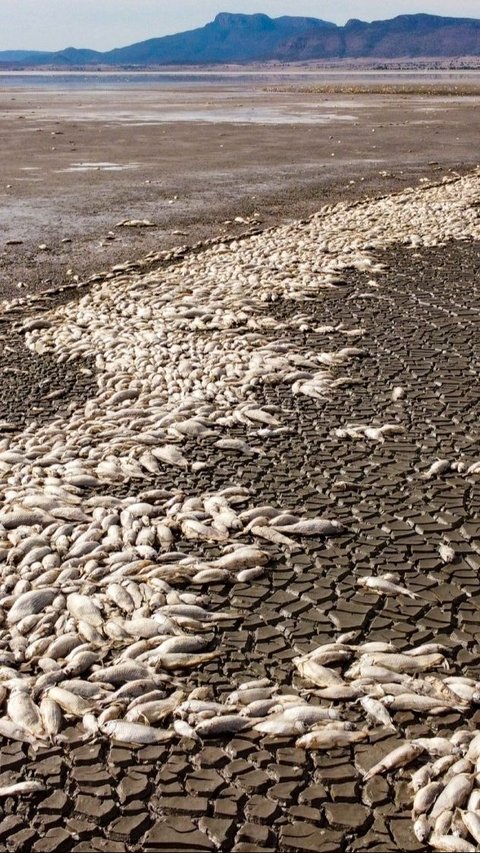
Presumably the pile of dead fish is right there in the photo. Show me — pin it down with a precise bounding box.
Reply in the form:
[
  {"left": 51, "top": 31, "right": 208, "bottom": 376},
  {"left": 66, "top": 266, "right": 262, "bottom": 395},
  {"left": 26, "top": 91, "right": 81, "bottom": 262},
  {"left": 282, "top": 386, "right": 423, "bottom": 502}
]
[
  {"left": 408, "top": 729, "right": 480, "bottom": 852},
  {"left": 358, "top": 730, "right": 480, "bottom": 852},
  {"left": 0, "top": 171, "right": 480, "bottom": 844},
  {"left": 0, "top": 473, "right": 350, "bottom": 745},
  {"left": 292, "top": 636, "right": 475, "bottom": 719}
]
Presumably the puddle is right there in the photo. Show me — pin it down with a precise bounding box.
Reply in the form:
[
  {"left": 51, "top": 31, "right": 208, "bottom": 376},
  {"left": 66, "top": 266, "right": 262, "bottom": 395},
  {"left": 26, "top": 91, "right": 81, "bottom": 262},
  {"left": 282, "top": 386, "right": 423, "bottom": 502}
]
[{"left": 58, "top": 161, "right": 139, "bottom": 172}]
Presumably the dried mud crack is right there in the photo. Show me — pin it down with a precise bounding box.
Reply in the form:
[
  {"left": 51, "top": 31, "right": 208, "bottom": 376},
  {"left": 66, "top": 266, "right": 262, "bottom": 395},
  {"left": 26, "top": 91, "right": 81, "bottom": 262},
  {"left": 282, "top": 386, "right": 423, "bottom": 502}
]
[{"left": 0, "top": 176, "right": 479, "bottom": 853}]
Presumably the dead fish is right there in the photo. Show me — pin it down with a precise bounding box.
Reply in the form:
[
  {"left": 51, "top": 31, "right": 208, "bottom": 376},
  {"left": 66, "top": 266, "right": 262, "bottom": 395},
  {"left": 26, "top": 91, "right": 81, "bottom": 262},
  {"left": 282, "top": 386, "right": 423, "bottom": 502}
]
[
  {"left": 461, "top": 811, "right": 480, "bottom": 845},
  {"left": 383, "top": 694, "right": 450, "bottom": 714},
  {"left": 59, "top": 680, "right": 109, "bottom": 700},
  {"left": 413, "top": 781, "right": 445, "bottom": 816},
  {"left": 446, "top": 758, "right": 473, "bottom": 778},
  {"left": 294, "top": 658, "right": 344, "bottom": 687},
  {"left": 173, "top": 719, "right": 198, "bottom": 740},
  {"left": 406, "top": 644, "right": 449, "bottom": 658},
  {"left": 466, "top": 732, "right": 480, "bottom": 761},
  {"left": 274, "top": 706, "right": 340, "bottom": 725},
  {"left": 360, "top": 696, "right": 396, "bottom": 730},
  {"left": 311, "top": 684, "right": 366, "bottom": 701},
  {"left": 195, "top": 715, "right": 250, "bottom": 737},
  {"left": 106, "top": 583, "right": 135, "bottom": 613},
  {"left": 0, "top": 780, "right": 46, "bottom": 797},
  {"left": 236, "top": 567, "right": 266, "bottom": 583},
  {"left": 90, "top": 662, "right": 152, "bottom": 684},
  {"left": 273, "top": 518, "right": 344, "bottom": 537},
  {"left": 363, "top": 742, "right": 425, "bottom": 780},
  {"left": 356, "top": 576, "right": 419, "bottom": 599},
  {"left": 359, "top": 652, "right": 446, "bottom": 674},
  {"left": 39, "top": 697, "right": 63, "bottom": 738},
  {"left": 296, "top": 727, "right": 368, "bottom": 749},
  {"left": 428, "top": 835, "right": 475, "bottom": 852},
  {"left": 213, "top": 546, "right": 269, "bottom": 572},
  {"left": 240, "top": 698, "right": 284, "bottom": 718},
  {"left": 156, "top": 651, "right": 221, "bottom": 670},
  {"left": 0, "top": 716, "right": 42, "bottom": 746},
  {"left": 46, "top": 633, "right": 83, "bottom": 660},
  {"left": 412, "top": 738, "right": 458, "bottom": 758},
  {"left": 47, "top": 687, "right": 95, "bottom": 716},
  {"left": 7, "top": 686, "right": 44, "bottom": 738},
  {"left": 101, "top": 720, "right": 174, "bottom": 744},
  {"left": 151, "top": 445, "right": 188, "bottom": 469},
  {"left": 67, "top": 593, "right": 103, "bottom": 627},
  {"left": 215, "top": 438, "right": 262, "bottom": 456},
  {"left": 434, "top": 810, "right": 454, "bottom": 837},
  {"left": 300, "top": 648, "right": 352, "bottom": 666},
  {"left": 249, "top": 525, "right": 298, "bottom": 547},
  {"left": 439, "top": 543, "right": 456, "bottom": 564},
  {"left": 430, "top": 774, "right": 474, "bottom": 819},
  {"left": 411, "top": 765, "right": 432, "bottom": 792},
  {"left": 126, "top": 694, "right": 184, "bottom": 724},
  {"left": 412, "top": 814, "right": 430, "bottom": 843},
  {"left": 237, "top": 678, "right": 272, "bottom": 692},
  {"left": 253, "top": 716, "right": 307, "bottom": 736},
  {"left": 192, "top": 568, "right": 231, "bottom": 584},
  {"left": 226, "top": 687, "right": 275, "bottom": 706},
  {"left": 65, "top": 651, "right": 100, "bottom": 677},
  {"left": 7, "top": 588, "right": 57, "bottom": 624},
  {"left": 346, "top": 663, "right": 411, "bottom": 683},
  {"left": 467, "top": 790, "right": 480, "bottom": 811},
  {"left": 422, "top": 459, "right": 451, "bottom": 479},
  {"left": 121, "top": 617, "right": 168, "bottom": 639}
]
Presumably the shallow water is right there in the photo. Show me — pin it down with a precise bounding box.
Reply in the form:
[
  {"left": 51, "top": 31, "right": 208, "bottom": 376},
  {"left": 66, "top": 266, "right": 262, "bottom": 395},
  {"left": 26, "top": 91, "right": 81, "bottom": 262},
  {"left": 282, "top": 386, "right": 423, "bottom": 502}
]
[{"left": 1, "top": 69, "right": 480, "bottom": 89}]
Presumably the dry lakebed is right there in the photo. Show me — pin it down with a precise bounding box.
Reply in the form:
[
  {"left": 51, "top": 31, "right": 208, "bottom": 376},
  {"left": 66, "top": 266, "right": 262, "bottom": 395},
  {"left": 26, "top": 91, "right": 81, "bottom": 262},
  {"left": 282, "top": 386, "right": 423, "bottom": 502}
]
[{"left": 0, "top": 75, "right": 479, "bottom": 852}]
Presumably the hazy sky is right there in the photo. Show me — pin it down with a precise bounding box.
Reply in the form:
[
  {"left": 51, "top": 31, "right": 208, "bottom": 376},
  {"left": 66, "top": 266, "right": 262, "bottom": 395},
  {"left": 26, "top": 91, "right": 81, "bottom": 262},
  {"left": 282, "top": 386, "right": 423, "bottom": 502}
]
[{"left": 0, "top": 1, "right": 479, "bottom": 52}]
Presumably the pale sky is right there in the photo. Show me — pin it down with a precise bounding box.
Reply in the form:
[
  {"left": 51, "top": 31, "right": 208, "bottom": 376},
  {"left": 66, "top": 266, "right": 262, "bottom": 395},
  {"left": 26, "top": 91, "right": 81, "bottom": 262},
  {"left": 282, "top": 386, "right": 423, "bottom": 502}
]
[{"left": 0, "top": 0, "right": 479, "bottom": 52}]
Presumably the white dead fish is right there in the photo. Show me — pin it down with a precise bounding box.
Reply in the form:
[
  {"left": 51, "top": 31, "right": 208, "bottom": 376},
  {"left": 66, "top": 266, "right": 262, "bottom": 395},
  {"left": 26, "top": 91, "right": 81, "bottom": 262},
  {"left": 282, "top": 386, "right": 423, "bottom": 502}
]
[
  {"left": 101, "top": 720, "right": 174, "bottom": 744},
  {"left": 67, "top": 593, "right": 103, "bottom": 627},
  {"left": 296, "top": 727, "right": 368, "bottom": 749},
  {"left": 294, "top": 658, "right": 344, "bottom": 687},
  {"left": 272, "top": 518, "right": 344, "bottom": 537},
  {"left": 430, "top": 774, "right": 474, "bottom": 819},
  {"left": 461, "top": 811, "right": 480, "bottom": 845},
  {"left": 39, "top": 697, "right": 63, "bottom": 738},
  {"left": 7, "top": 686, "right": 44, "bottom": 738},
  {"left": 363, "top": 742, "right": 424, "bottom": 780},
  {"left": 356, "top": 576, "right": 419, "bottom": 599},
  {"left": 47, "top": 687, "right": 95, "bottom": 717},
  {"left": 422, "top": 459, "right": 451, "bottom": 479},
  {"left": 7, "top": 589, "right": 57, "bottom": 624},
  {"left": 360, "top": 696, "right": 396, "bottom": 730},
  {"left": 412, "top": 814, "right": 430, "bottom": 843},
  {"left": 412, "top": 781, "right": 445, "bottom": 816},
  {"left": 439, "top": 544, "right": 456, "bottom": 564},
  {"left": 429, "top": 835, "right": 475, "bottom": 852},
  {"left": 0, "top": 780, "right": 46, "bottom": 797},
  {"left": 195, "top": 715, "right": 250, "bottom": 737}
]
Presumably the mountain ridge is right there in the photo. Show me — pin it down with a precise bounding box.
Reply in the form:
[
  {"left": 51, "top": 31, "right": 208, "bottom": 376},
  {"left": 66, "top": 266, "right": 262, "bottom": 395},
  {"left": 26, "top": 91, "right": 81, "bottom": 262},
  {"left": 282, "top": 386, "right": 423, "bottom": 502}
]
[{"left": 1, "top": 12, "right": 480, "bottom": 67}]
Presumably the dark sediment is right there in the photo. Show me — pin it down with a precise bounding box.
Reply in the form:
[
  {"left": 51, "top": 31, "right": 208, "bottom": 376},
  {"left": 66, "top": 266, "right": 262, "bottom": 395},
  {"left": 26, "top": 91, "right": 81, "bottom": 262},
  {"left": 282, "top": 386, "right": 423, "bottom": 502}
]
[{"left": 1, "top": 238, "right": 479, "bottom": 851}]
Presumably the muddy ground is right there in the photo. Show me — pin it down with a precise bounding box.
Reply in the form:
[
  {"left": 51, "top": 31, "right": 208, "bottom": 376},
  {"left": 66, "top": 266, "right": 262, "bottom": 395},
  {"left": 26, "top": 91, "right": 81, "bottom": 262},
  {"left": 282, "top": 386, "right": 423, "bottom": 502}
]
[{"left": 0, "top": 81, "right": 479, "bottom": 300}]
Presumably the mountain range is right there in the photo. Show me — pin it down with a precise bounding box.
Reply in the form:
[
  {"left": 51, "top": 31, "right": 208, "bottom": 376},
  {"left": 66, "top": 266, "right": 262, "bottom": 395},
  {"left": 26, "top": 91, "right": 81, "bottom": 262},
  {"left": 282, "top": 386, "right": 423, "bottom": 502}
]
[{"left": 1, "top": 12, "right": 480, "bottom": 67}]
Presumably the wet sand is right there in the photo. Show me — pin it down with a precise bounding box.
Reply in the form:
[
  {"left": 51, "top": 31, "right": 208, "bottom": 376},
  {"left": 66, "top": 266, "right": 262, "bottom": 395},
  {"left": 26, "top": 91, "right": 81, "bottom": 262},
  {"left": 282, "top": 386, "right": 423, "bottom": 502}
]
[{"left": 0, "top": 81, "right": 480, "bottom": 853}]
